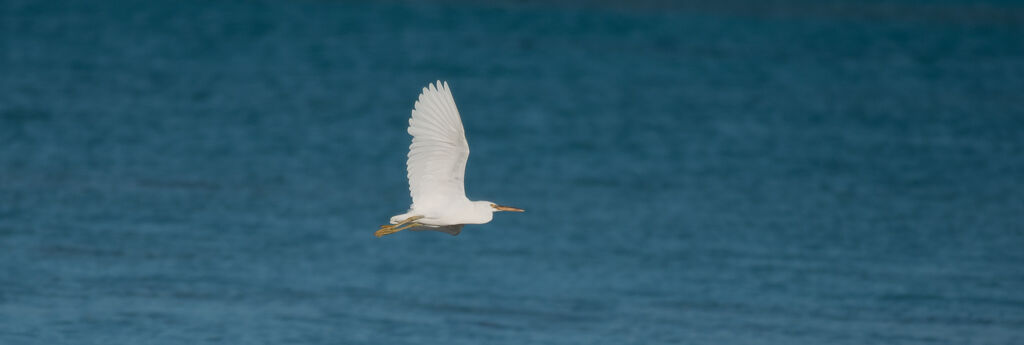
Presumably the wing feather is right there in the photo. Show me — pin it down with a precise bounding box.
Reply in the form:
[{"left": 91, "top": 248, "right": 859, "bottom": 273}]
[
  {"left": 406, "top": 81, "right": 469, "bottom": 209},
  {"left": 409, "top": 224, "right": 463, "bottom": 236}
]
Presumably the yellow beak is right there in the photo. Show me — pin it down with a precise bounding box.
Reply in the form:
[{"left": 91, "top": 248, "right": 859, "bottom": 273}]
[{"left": 492, "top": 204, "right": 525, "bottom": 212}]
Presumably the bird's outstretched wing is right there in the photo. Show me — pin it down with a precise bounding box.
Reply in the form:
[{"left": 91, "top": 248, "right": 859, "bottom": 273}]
[
  {"left": 406, "top": 81, "right": 469, "bottom": 209},
  {"left": 410, "top": 225, "right": 463, "bottom": 236}
]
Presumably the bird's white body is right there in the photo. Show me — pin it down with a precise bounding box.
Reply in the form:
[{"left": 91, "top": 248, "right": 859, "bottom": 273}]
[
  {"left": 389, "top": 200, "right": 492, "bottom": 236},
  {"left": 391, "top": 200, "right": 493, "bottom": 226},
  {"left": 377, "top": 81, "right": 522, "bottom": 237}
]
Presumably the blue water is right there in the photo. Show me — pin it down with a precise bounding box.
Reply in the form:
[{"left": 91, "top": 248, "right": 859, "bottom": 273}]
[{"left": 3, "top": 0, "right": 1024, "bottom": 344}]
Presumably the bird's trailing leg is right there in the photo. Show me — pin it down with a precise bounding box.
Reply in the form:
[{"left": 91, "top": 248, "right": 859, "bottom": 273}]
[
  {"left": 375, "top": 222, "right": 423, "bottom": 238},
  {"left": 375, "top": 215, "right": 424, "bottom": 237}
]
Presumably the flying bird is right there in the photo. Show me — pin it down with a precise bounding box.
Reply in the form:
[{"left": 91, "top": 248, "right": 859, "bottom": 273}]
[{"left": 376, "top": 81, "right": 524, "bottom": 237}]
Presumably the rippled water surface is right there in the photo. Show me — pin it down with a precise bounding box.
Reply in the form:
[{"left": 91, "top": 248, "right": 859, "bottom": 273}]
[{"left": 2, "top": 0, "right": 1024, "bottom": 344}]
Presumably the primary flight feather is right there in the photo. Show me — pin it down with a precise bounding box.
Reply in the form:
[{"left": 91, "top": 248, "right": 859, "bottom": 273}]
[{"left": 376, "top": 81, "right": 523, "bottom": 238}]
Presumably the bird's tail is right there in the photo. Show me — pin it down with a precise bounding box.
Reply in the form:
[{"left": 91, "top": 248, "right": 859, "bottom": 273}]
[{"left": 389, "top": 212, "right": 415, "bottom": 224}]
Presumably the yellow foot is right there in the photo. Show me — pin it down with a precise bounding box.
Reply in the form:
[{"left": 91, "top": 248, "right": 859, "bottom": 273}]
[
  {"left": 375, "top": 227, "right": 398, "bottom": 237},
  {"left": 375, "top": 222, "right": 422, "bottom": 238}
]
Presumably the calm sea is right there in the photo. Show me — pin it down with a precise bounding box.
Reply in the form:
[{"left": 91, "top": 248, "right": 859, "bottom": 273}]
[{"left": 2, "top": 0, "right": 1023, "bottom": 344}]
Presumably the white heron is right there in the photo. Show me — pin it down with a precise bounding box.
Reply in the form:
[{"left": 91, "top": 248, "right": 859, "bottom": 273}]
[{"left": 376, "top": 81, "right": 524, "bottom": 237}]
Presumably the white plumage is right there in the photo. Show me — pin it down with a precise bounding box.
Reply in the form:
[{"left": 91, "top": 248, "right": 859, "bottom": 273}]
[
  {"left": 406, "top": 81, "right": 469, "bottom": 210},
  {"left": 376, "top": 81, "right": 523, "bottom": 238}
]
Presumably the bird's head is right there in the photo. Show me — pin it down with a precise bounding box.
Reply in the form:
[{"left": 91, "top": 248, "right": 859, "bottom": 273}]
[{"left": 480, "top": 201, "right": 524, "bottom": 213}]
